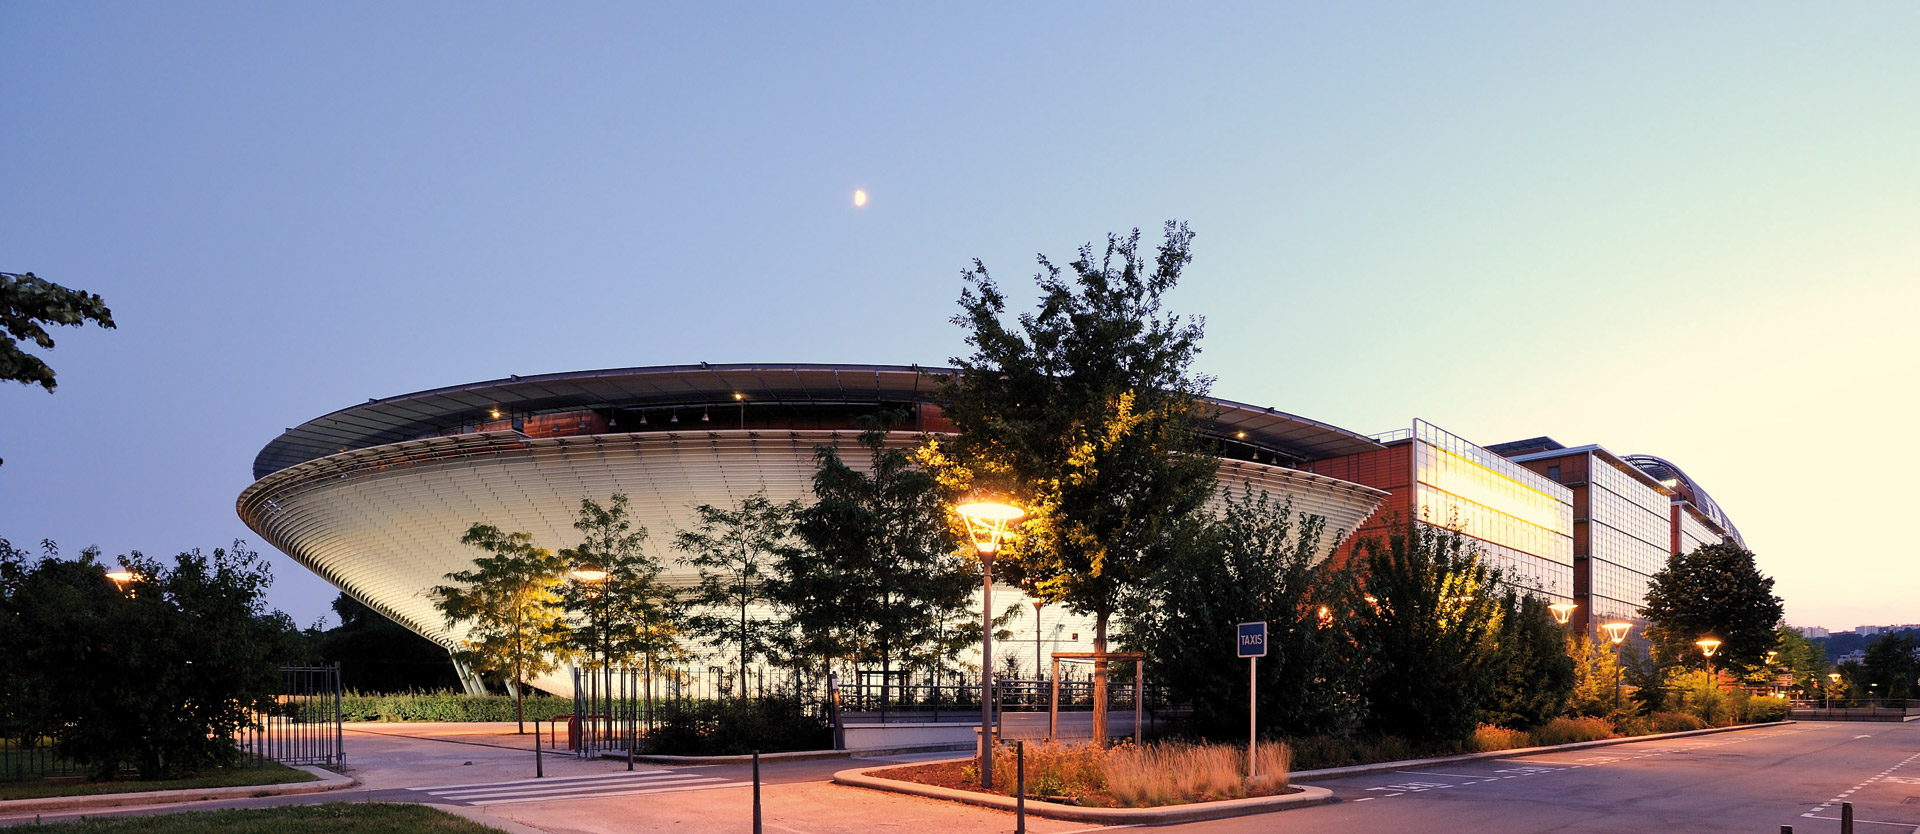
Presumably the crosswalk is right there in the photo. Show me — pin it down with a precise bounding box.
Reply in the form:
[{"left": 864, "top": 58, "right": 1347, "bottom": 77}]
[{"left": 407, "top": 768, "right": 737, "bottom": 806}]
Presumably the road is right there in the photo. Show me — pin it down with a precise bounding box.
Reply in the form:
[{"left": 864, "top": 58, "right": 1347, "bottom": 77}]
[{"left": 5, "top": 720, "right": 1915, "bottom": 833}]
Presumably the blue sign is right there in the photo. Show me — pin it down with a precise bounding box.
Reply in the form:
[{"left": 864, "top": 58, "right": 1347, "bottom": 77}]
[{"left": 1237, "top": 621, "right": 1267, "bottom": 658}]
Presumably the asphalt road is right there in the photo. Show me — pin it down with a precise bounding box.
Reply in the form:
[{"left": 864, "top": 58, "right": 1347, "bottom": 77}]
[
  {"left": 7, "top": 720, "right": 1915, "bottom": 833},
  {"left": 1167, "top": 720, "right": 1920, "bottom": 834}
]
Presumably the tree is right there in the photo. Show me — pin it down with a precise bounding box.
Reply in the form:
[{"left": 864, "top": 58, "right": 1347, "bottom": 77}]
[
  {"left": 1123, "top": 485, "right": 1362, "bottom": 739},
  {"left": 432, "top": 525, "right": 572, "bottom": 733},
  {"left": 1639, "top": 542, "right": 1784, "bottom": 675},
  {"left": 5, "top": 539, "right": 289, "bottom": 779},
  {"left": 784, "top": 416, "right": 977, "bottom": 699},
  {"left": 556, "top": 495, "right": 680, "bottom": 671},
  {"left": 1482, "top": 592, "right": 1576, "bottom": 730},
  {"left": 1351, "top": 520, "right": 1506, "bottom": 744},
  {"left": 675, "top": 492, "right": 802, "bottom": 698},
  {"left": 1565, "top": 636, "right": 1628, "bottom": 718},
  {"left": 1767, "top": 625, "right": 1828, "bottom": 697},
  {"left": 1859, "top": 633, "right": 1920, "bottom": 700},
  {"left": 313, "top": 593, "right": 461, "bottom": 693},
  {"left": 2, "top": 271, "right": 115, "bottom": 392},
  {"left": 924, "top": 221, "right": 1219, "bottom": 741}
]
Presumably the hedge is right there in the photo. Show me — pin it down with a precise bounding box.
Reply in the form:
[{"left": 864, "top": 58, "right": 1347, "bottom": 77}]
[{"left": 334, "top": 691, "right": 575, "bottom": 723}]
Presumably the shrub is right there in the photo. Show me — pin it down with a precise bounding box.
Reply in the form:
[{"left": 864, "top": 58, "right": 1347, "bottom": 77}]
[
  {"left": 1284, "top": 735, "right": 1422, "bottom": 770},
  {"left": 1468, "top": 725, "right": 1530, "bottom": 752},
  {"left": 1650, "top": 711, "right": 1707, "bottom": 733},
  {"left": 1613, "top": 715, "right": 1653, "bottom": 736},
  {"left": 1744, "top": 697, "right": 1790, "bottom": 723},
  {"left": 643, "top": 697, "right": 828, "bottom": 756},
  {"left": 1103, "top": 740, "right": 1290, "bottom": 807},
  {"left": 334, "top": 691, "right": 573, "bottom": 723},
  {"left": 1532, "top": 716, "right": 1613, "bottom": 745}
]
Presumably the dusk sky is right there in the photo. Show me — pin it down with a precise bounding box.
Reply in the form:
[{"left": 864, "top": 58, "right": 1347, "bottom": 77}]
[{"left": 4, "top": 3, "right": 1915, "bottom": 633}]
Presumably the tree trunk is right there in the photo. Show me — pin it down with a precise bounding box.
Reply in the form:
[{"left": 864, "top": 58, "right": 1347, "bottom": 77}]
[
  {"left": 1092, "top": 611, "right": 1109, "bottom": 746},
  {"left": 739, "top": 591, "right": 749, "bottom": 701},
  {"left": 514, "top": 660, "right": 526, "bottom": 735}
]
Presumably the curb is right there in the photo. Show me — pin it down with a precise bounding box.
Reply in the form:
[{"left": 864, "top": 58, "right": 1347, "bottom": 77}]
[
  {"left": 833, "top": 762, "right": 1334, "bottom": 824},
  {"left": 1291, "top": 719, "right": 1794, "bottom": 781},
  {"left": 602, "top": 741, "right": 973, "bottom": 766},
  {"left": 0, "top": 766, "right": 356, "bottom": 813}
]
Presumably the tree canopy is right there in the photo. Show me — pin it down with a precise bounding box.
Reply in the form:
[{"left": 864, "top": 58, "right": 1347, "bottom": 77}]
[
  {"left": 432, "top": 525, "right": 573, "bottom": 732},
  {"left": 556, "top": 495, "right": 681, "bottom": 673},
  {"left": 923, "top": 221, "right": 1219, "bottom": 740},
  {"left": 1639, "top": 542, "right": 1784, "bottom": 675},
  {"left": 675, "top": 492, "right": 802, "bottom": 698},
  {"left": 1, "top": 271, "right": 115, "bottom": 393}
]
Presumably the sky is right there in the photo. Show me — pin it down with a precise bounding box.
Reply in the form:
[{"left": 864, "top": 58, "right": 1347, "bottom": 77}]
[{"left": 3, "top": 3, "right": 1916, "bottom": 633}]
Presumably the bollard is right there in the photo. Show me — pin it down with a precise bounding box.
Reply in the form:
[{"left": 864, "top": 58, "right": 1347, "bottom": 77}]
[
  {"left": 1015, "top": 740, "right": 1026, "bottom": 834},
  {"left": 1842, "top": 801, "right": 1853, "bottom": 834},
  {"left": 535, "top": 718, "right": 544, "bottom": 778},
  {"left": 1779, "top": 827, "right": 1791, "bottom": 834},
  {"left": 752, "top": 750, "right": 763, "bottom": 834}
]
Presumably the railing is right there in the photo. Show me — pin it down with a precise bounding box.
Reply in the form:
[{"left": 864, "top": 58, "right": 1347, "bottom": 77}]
[{"left": 1787, "top": 698, "right": 1917, "bottom": 722}]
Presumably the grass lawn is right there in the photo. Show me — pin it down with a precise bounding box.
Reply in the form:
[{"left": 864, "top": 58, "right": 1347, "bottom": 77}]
[
  {"left": 12, "top": 802, "right": 500, "bottom": 832},
  {"left": 0, "top": 760, "right": 318, "bottom": 802}
]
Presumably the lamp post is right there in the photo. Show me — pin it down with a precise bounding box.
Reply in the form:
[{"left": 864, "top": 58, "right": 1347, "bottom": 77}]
[
  {"left": 1032, "top": 599, "right": 1044, "bottom": 701},
  {"left": 571, "top": 565, "right": 610, "bottom": 743},
  {"left": 956, "top": 499, "right": 1024, "bottom": 791},
  {"left": 1601, "top": 621, "right": 1632, "bottom": 711},
  {"left": 1696, "top": 637, "right": 1722, "bottom": 692},
  {"left": 1828, "top": 672, "right": 1841, "bottom": 709},
  {"left": 1549, "top": 602, "right": 1578, "bottom": 626}
]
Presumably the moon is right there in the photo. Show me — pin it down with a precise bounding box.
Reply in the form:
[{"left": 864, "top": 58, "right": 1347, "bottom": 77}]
[{"left": 853, "top": 189, "right": 868, "bottom": 207}]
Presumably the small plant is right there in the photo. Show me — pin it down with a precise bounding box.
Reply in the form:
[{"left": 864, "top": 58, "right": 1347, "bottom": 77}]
[
  {"left": 1650, "top": 711, "right": 1707, "bottom": 733},
  {"left": 1531, "top": 716, "right": 1613, "bottom": 745},
  {"left": 1468, "top": 725, "right": 1530, "bottom": 752},
  {"left": 1613, "top": 715, "right": 1653, "bottom": 736}
]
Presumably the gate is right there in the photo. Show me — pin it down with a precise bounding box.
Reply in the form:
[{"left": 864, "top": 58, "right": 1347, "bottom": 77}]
[{"left": 240, "top": 664, "right": 344, "bottom": 767}]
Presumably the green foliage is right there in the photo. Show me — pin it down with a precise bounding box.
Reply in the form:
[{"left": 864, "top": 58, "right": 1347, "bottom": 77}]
[
  {"left": 1650, "top": 711, "right": 1708, "bottom": 733},
  {"left": 556, "top": 495, "right": 683, "bottom": 673},
  {"left": 783, "top": 415, "right": 976, "bottom": 679},
  {"left": 1768, "top": 625, "right": 1830, "bottom": 695},
  {"left": 1531, "top": 716, "right": 1613, "bottom": 745},
  {"left": 334, "top": 691, "right": 573, "bottom": 723},
  {"left": 1566, "top": 636, "right": 1629, "bottom": 718},
  {"left": 0, "top": 760, "right": 313, "bottom": 801},
  {"left": 2, "top": 539, "right": 292, "bottom": 780},
  {"left": 313, "top": 594, "right": 460, "bottom": 693},
  {"left": 1640, "top": 542, "right": 1784, "bottom": 675},
  {"left": 643, "top": 697, "right": 829, "bottom": 755},
  {"left": 1744, "top": 696, "right": 1790, "bottom": 723},
  {"left": 0, "top": 802, "right": 510, "bottom": 834},
  {"left": 1124, "top": 485, "right": 1360, "bottom": 739},
  {"left": 1482, "top": 593, "right": 1576, "bottom": 730},
  {"left": 1351, "top": 521, "right": 1506, "bottom": 744},
  {"left": 926, "top": 221, "right": 1219, "bottom": 740},
  {"left": 0, "top": 271, "right": 115, "bottom": 393},
  {"left": 1859, "top": 633, "right": 1920, "bottom": 699},
  {"left": 675, "top": 492, "right": 802, "bottom": 692},
  {"left": 431, "top": 525, "right": 573, "bottom": 729},
  {"left": 1662, "top": 668, "right": 1730, "bottom": 726}
]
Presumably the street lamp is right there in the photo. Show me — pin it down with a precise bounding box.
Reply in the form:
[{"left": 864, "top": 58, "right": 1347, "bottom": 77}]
[
  {"left": 1549, "top": 602, "right": 1578, "bottom": 626},
  {"left": 571, "top": 566, "right": 611, "bottom": 743},
  {"left": 1601, "top": 621, "right": 1632, "bottom": 709},
  {"left": 1032, "top": 599, "right": 1045, "bottom": 700},
  {"left": 1696, "top": 637, "right": 1722, "bottom": 692},
  {"left": 956, "top": 498, "right": 1024, "bottom": 791},
  {"left": 1827, "top": 671, "right": 1841, "bottom": 709}
]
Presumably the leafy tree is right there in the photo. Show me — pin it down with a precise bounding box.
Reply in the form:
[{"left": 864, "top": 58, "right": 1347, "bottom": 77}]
[
  {"left": 1766, "top": 625, "right": 1828, "bottom": 696},
  {"left": 675, "top": 492, "right": 802, "bottom": 698},
  {"left": 784, "top": 416, "right": 976, "bottom": 698},
  {"left": 432, "top": 525, "right": 572, "bottom": 733},
  {"left": 923, "top": 221, "right": 1219, "bottom": 741},
  {"left": 556, "top": 495, "right": 680, "bottom": 675},
  {"left": 1859, "top": 633, "right": 1919, "bottom": 700},
  {"left": 1566, "top": 636, "right": 1630, "bottom": 718},
  {"left": 1124, "top": 486, "right": 1360, "bottom": 739},
  {"left": 1, "top": 271, "right": 115, "bottom": 392},
  {"left": 5, "top": 539, "right": 289, "bottom": 779},
  {"left": 313, "top": 593, "right": 461, "bottom": 693},
  {"left": 1482, "top": 593, "right": 1576, "bottom": 730},
  {"left": 1640, "top": 542, "right": 1784, "bottom": 675},
  {"left": 1350, "top": 520, "right": 1506, "bottom": 744}
]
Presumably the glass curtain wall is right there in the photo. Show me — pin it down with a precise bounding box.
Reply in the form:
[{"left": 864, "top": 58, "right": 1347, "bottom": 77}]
[
  {"left": 1409, "top": 420, "right": 1574, "bottom": 599},
  {"left": 1587, "top": 456, "right": 1671, "bottom": 622}
]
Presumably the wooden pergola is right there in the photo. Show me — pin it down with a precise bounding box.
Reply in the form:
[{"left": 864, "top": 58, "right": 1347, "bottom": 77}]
[{"left": 1047, "top": 651, "right": 1146, "bottom": 745}]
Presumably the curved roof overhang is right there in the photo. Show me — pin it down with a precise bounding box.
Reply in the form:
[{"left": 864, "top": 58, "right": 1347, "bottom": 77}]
[
  {"left": 1623, "top": 453, "right": 1745, "bottom": 547},
  {"left": 252, "top": 363, "right": 1383, "bottom": 480}
]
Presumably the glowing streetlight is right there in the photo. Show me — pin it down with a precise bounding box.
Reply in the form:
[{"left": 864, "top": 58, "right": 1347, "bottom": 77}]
[
  {"left": 1601, "top": 621, "right": 1632, "bottom": 709},
  {"left": 1697, "top": 637, "right": 1722, "bottom": 692},
  {"left": 105, "top": 569, "right": 135, "bottom": 585},
  {"left": 1827, "top": 671, "right": 1842, "bottom": 709},
  {"left": 571, "top": 564, "right": 612, "bottom": 739},
  {"left": 1549, "top": 602, "right": 1578, "bottom": 625},
  {"left": 955, "top": 499, "right": 1024, "bottom": 790}
]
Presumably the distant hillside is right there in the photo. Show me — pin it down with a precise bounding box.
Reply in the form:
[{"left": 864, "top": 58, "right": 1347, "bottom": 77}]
[{"left": 1813, "top": 626, "right": 1920, "bottom": 659}]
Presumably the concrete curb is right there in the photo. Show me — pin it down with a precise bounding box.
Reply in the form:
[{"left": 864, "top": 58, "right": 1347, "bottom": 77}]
[
  {"left": 1291, "top": 719, "right": 1794, "bottom": 781},
  {"left": 0, "top": 765, "right": 356, "bottom": 813},
  {"left": 603, "top": 742, "right": 972, "bottom": 766},
  {"left": 833, "top": 762, "right": 1334, "bottom": 824}
]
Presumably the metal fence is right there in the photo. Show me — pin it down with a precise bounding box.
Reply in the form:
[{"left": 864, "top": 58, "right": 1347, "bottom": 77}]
[{"left": 4, "top": 664, "right": 343, "bottom": 782}]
